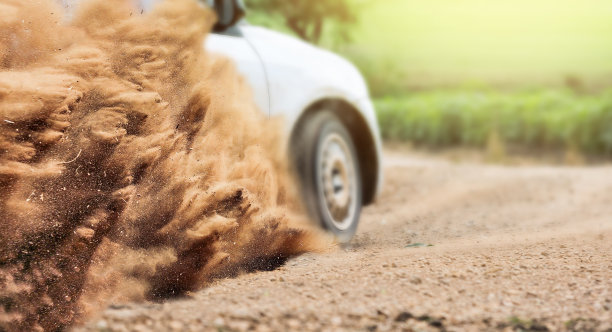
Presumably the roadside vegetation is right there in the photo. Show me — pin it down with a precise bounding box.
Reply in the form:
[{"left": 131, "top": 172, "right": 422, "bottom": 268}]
[
  {"left": 375, "top": 89, "right": 612, "bottom": 157},
  {"left": 247, "top": 0, "right": 612, "bottom": 160},
  {"left": 348, "top": 0, "right": 612, "bottom": 159}
]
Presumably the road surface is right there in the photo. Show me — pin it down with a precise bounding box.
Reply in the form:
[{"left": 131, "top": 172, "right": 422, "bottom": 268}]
[{"left": 76, "top": 149, "right": 612, "bottom": 331}]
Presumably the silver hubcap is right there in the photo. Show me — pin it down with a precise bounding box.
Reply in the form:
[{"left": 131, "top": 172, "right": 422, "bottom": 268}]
[{"left": 318, "top": 133, "right": 357, "bottom": 231}]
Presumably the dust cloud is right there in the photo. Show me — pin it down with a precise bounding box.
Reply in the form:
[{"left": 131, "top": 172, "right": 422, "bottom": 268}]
[{"left": 0, "top": 0, "right": 329, "bottom": 330}]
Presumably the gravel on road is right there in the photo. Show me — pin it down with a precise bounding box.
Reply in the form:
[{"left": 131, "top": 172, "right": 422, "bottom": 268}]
[{"left": 75, "top": 150, "right": 612, "bottom": 332}]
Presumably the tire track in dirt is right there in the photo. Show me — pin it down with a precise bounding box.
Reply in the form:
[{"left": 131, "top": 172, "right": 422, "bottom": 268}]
[{"left": 75, "top": 150, "right": 612, "bottom": 331}]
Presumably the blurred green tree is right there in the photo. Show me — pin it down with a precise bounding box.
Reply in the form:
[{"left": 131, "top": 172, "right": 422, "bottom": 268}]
[{"left": 245, "top": 0, "right": 358, "bottom": 45}]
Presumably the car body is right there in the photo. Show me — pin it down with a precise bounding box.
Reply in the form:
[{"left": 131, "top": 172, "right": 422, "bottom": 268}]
[
  {"left": 61, "top": 0, "right": 383, "bottom": 241},
  {"left": 205, "top": 25, "right": 383, "bottom": 204}
]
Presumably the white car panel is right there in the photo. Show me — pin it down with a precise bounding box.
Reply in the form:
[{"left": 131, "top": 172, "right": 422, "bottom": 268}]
[
  {"left": 205, "top": 34, "right": 270, "bottom": 115},
  {"left": 240, "top": 26, "right": 371, "bottom": 121}
]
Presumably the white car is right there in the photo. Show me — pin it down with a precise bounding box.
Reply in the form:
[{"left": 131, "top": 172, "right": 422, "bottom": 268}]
[
  {"left": 204, "top": 1, "right": 383, "bottom": 242},
  {"left": 65, "top": 0, "right": 383, "bottom": 242}
]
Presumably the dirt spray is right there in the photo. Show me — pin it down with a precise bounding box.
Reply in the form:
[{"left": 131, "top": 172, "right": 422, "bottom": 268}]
[{"left": 0, "top": 0, "right": 329, "bottom": 330}]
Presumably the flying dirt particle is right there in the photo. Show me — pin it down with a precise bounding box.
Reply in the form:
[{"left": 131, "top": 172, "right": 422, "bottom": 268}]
[{"left": 0, "top": 0, "right": 331, "bottom": 331}]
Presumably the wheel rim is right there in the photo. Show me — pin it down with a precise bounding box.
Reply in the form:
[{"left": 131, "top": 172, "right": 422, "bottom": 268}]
[{"left": 318, "top": 133, "right": 358, "bottom": 231}]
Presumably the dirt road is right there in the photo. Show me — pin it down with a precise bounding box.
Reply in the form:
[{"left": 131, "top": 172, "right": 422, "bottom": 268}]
[{"left": 76, "top": 149, "right": 612, "bottom": 331}]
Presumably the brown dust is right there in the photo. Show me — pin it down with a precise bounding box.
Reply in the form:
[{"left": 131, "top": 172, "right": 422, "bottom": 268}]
[{"left": 0, "top": 0, "right": 329, "bottom": 330}]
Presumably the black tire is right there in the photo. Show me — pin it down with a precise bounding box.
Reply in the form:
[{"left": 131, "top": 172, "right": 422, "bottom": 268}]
[{"left": 292, "top": 111, "right": 363, "bottom": 243}]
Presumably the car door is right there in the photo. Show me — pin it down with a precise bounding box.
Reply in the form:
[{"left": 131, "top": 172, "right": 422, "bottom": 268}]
[{"left": 205, "top": 27, "right": 270, "bottom": 116}]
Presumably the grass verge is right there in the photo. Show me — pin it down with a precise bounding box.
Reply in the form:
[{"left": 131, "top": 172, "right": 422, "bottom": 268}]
[{"left": 375, "top": 89, "right": 612, "bottom": 158}]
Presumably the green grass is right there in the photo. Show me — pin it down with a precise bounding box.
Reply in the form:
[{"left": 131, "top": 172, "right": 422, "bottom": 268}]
[
  {"left": 341, "top": 0, "right": 612, "bottom": 92},
  {"left": 353, "top": 0, "right": 612, "bottom": 156},
  {"left": 245, "top": 1, "right": 612, "bottom": 157},
  {"left": 375, "top": 89, "right": 612, "bottom": 156}
]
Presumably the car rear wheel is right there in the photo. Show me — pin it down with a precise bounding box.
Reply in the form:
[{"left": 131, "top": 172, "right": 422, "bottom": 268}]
[{"left": 293, "top": 111, "right": 362, "bottom": 243}]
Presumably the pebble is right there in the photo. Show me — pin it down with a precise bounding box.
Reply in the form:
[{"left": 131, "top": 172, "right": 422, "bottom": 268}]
[
  {"left": 229, "top": 320, "right": 250, "bottom": 331},
  {"left": 331, "top": 316, "right": 342, "bottom": 326},
  {"left": 168, "top": 321, "right": 183, "bottom": 331},
  {"left": 287, "top": 319, "right": 300, "bottom": 328},
  {"left": 213, "top": 317, "right": 225, "bottom": 327},
  {"left": 96, "top": 320, "right": 109, "bottom": 329},
  {"left": 133, "top": 324, "right": 150, "bottom": 332},
  {"left": 409, "top": 276, "right": 422, "bottom": 285},
  {"left": 394, "top": 311, "right": 413, "bottom": 322}
]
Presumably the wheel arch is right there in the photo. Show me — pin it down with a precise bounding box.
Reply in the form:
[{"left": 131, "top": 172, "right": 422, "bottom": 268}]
[{"left": 289, "top": 98, "right": 379, "bottom": 205}]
